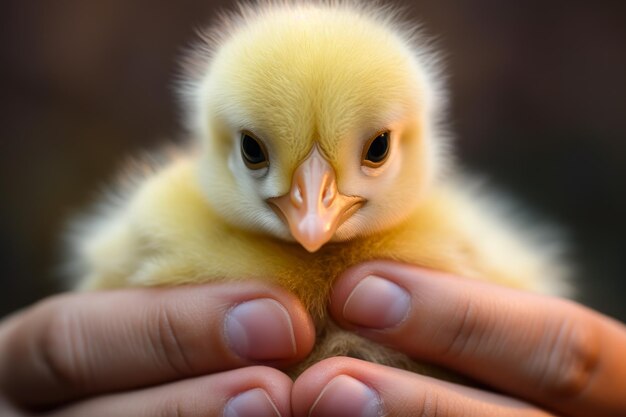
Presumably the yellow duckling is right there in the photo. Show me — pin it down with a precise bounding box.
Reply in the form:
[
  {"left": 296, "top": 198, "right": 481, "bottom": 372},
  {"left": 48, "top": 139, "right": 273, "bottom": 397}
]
[{"left": 65, "top": 1, "right": 571, "bottom": 374}]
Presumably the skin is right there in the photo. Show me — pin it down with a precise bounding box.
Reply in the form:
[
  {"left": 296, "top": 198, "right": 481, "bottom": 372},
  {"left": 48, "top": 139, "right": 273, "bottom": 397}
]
[{"left": 0, "top": 262, "right": 625, "bottom": 416}]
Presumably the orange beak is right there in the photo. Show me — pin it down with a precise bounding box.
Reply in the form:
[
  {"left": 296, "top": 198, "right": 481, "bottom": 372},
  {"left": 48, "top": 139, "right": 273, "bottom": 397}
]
[{"left": 268, "top": 145, "right": 365, "bottom": 252}]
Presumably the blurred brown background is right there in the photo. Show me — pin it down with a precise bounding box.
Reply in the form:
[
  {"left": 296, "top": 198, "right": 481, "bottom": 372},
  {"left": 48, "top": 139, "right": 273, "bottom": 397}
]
[{"left": 1, "top": 1, "right": 625, "bottom": 321}]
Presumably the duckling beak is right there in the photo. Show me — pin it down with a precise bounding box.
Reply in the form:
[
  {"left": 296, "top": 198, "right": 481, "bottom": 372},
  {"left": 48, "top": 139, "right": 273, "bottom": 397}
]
[{"left": 268, "top": 145, "right": 365, "bottom": 252}]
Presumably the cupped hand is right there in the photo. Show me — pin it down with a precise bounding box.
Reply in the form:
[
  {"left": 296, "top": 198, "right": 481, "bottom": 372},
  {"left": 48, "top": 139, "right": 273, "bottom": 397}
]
[
  {"left": 0, "top": 283, "right": 314, "bottom": 416},
  {"left": 292, "top": 261, "right": 626, "bottom": 417}
]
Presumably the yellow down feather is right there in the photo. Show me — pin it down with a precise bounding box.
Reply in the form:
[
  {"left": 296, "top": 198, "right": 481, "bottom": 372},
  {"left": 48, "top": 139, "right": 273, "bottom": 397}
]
[{"left": 65, "top": 1, "right": 572, "bottom": 375}]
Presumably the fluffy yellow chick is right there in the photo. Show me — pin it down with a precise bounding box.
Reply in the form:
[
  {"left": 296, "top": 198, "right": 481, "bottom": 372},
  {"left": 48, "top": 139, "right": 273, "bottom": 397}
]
[{"left": 65, "top": 1, "right": 571, "bottom": 375}]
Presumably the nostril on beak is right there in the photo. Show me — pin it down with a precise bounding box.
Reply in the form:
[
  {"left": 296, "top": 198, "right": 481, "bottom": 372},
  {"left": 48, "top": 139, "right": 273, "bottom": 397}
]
[
  {"left": 291, "top": 185, "right": 303, "bottom": 207},
  {"left": 322, "top": 178, "right": 336, "bottom": 208}
]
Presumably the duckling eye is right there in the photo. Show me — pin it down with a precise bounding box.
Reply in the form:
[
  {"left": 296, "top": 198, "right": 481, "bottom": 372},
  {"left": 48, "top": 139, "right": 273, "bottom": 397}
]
[
  {"left": 241, "top": 132, "right": 269, "bottom": 170},
  {"left": 362, "top": 131, "right": 390, "bottom": 168}
]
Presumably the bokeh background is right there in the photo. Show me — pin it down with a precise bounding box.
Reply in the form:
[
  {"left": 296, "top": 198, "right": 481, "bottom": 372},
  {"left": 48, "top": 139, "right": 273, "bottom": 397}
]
[{"left": 1, "top": 0, "right": 625, "bottom": 321}]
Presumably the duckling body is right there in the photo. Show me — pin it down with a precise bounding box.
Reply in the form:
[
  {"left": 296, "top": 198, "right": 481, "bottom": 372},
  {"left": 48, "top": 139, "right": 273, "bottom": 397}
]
[
  {"left": 67, "top": 2, "right": 571, "bottom": 376},
  {"left": 71, "top": 155, "right": 569, "bottom": 374}
]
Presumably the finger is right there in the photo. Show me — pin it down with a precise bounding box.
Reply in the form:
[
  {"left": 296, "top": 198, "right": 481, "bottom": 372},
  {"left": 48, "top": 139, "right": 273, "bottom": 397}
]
[
  {"left": 292, "top": 357, "right": 555, "bottom": 417},
  {"left": 46, "top": 366, "right": 290, "bottom": 417},
  {"left": 329, "top": 261, "right": 626, "bottom": 417},
  {"left": 0, "top": 283, "right": 314, "bottom": 410}
]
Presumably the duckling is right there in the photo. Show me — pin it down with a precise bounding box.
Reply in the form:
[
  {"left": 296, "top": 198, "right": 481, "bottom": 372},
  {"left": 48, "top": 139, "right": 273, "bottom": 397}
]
[{"left": 65, "top": 1, "right": 571, "bottom": 375}]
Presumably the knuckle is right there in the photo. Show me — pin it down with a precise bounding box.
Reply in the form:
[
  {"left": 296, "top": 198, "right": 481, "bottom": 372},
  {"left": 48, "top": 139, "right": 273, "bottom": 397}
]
[
  {"left": 150, "top": 302, "right": 194, "bottom": 376},
  {"left": 414, "top": 389, "right": 441, "bottom": 417},
  {"left": 396, "top": 387, "right": 445, "bottom": 417},
  {"left": 535, "top": 316, "right": 600, "bottom": 398},
  {"left": 439, "top": 297, "right": 483, "bottom": 359},
  {"left": 158, "top": 398, "right": 187, "bottom": 417},
  {"left": 38, "top": 298, "right": 89, "bottom": 392}
]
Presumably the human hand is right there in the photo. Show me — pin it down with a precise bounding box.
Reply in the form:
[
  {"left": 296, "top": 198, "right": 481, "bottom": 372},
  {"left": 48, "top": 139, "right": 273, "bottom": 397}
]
[
  {"left": 292, "top": 261, "right": 626, "bottom": 417},
  {"left": 0, "top": 283, "right": 314, "bottom": 416}
]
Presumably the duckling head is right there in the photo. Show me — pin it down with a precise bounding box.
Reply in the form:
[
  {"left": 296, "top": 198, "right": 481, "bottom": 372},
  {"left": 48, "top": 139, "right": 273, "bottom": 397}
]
[{"left": 184, "top": 2, "right": 448, "bottom": 252}]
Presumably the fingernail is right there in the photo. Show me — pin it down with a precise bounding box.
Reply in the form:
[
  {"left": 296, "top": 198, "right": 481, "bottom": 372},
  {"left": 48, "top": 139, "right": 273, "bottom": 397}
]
[
  {"left": 343, "top": 275, "right": 410, "bottom": 328},
  {"left": 309, "top": 375, "right": 382, "bottom": 417},
  {"left": 225, "top": 298, "right": 296, "bottom": 360},
  {"left": 224, "top": 388, "right": 281, "bottom": 417}
]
